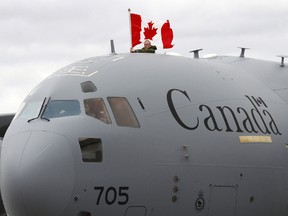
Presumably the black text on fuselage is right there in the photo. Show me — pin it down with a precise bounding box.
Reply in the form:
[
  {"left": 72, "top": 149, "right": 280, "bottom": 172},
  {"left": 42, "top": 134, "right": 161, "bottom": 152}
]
[{"left": 167, "top": 89, "right": 282, "bottom": 135}]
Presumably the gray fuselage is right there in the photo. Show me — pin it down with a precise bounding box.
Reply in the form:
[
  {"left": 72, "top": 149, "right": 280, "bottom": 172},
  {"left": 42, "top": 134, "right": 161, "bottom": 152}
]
[{"left": 1, "top": 53, "right": 288, "bottom": 216}]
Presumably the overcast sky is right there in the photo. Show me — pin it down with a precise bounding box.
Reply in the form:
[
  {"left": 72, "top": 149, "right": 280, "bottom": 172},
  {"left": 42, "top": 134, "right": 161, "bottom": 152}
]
[{"left": 1, "top": 0, "right": 288, "bottom": 114}]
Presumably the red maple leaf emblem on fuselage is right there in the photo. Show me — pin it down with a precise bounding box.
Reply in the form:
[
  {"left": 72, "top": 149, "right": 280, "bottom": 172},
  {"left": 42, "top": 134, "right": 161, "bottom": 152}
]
[{"left": 144, "top": 21, "right": 158, "bottom": 40}]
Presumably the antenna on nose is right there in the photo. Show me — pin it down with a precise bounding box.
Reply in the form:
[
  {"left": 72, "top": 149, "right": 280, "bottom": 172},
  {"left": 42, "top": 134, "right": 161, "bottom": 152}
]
[
  {"left": 277, "top": 55, "right": 288, "bottom": 67},
  {"left": 110, "top": 40, "right": 117, "bottom": 55},
  {"left": 189, "top": 49, "right": 203, "bottom": 59},
  {"left": 238, "top": 47, "right": 250, "bottom": 58}
]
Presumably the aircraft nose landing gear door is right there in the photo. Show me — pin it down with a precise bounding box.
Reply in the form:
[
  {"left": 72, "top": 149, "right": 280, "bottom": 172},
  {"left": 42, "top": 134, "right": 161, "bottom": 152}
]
[{"left": 124, "top": 206, "right": 147, "bottom": 216}]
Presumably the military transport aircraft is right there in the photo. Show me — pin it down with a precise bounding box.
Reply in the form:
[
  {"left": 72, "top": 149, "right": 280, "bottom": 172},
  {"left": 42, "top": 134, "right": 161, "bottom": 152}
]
[{"left": 1, "top": 50, "right": 288, "bottom": 216}]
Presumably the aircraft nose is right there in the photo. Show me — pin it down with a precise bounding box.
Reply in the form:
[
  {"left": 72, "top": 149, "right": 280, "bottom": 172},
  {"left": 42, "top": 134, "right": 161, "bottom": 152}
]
[{"left": 1, "top": 131, "right": 75, "bottom": 216}]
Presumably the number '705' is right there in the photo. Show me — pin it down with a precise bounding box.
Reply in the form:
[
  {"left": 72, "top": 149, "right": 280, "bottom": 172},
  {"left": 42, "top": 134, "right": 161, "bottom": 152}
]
[{"left": 94, "top": 186, "right": 129, "bottom": 205}]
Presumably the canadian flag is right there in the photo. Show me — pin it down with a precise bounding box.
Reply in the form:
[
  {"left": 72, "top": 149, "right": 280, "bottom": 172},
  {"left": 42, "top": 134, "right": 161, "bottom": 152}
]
[{"left": 130, "top": 13, "right": 174, "bottom": 49}]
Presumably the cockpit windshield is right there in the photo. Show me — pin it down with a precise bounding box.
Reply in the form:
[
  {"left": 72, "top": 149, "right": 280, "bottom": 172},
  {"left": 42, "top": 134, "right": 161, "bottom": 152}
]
[
  {"left": 17, "top": 99, "right": 81, "bottom": 120},
  {"left": 17, "top": 101, "right": 43, "bottom": 120},
  {"left": 42, "top": 100, "right": 81, "bottom": 119}
]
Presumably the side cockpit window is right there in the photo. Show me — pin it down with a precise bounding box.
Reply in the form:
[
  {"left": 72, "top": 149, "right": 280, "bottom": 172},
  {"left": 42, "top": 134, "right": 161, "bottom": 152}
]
[
  {"left": 84, "top": 98, "right": 112, "bottom": 124},
  {"left": 108, "top": 97, "right": 140, "bottom": 128}
]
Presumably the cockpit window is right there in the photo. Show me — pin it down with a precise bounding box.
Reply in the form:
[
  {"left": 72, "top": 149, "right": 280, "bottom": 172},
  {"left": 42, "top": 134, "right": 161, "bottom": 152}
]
[
  {"left": 84, "top": 98, "right": 111, "bottom": 124},
  {"left": 107, "top": 97, "right": 140, "bottom": 128},
  {"left": 42, "top": 100, "right": 81, "bottom": 119},
  {"left": 81, "top": 81, "right": 97, "bottom": 93},
  {"left": 17, "top": 101, "right": 43, "bottom": 120}
]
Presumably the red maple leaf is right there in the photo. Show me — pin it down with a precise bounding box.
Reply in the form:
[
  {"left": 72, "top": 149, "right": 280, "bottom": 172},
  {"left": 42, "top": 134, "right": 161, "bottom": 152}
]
[{"left": 144, "top": 21, "right": 158, "bottom": 40}]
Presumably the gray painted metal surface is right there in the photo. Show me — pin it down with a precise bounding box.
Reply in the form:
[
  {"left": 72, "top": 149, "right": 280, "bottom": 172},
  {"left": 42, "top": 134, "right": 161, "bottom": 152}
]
[{"left": 1, "top": 53, "right": 288, "bottom": 216}]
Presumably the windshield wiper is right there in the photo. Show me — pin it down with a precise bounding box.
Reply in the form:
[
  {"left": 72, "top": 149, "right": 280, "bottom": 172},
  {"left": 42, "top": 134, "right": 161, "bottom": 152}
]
[
  {"left": 40, "top": 97, "right": 51, "bottom": 121},
  {"left": 27, "top": 97, "right": 50, "bottom": 123}
]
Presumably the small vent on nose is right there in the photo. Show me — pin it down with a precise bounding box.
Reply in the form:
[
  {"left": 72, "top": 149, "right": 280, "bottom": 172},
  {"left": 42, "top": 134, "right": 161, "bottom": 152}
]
[{"left": 79, "top": 138, "right": 103, "bottom": 162}]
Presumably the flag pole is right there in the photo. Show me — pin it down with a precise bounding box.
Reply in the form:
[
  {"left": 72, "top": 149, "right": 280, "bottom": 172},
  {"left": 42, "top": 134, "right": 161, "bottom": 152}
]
[{"left": 128, "top": 8, "right": 132, "bottom": 52}]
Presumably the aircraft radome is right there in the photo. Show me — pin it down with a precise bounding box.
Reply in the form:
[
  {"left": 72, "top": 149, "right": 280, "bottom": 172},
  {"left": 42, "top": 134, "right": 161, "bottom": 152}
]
[{"left": 1, "top": 50, "right": 288, "bottom": 216}]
